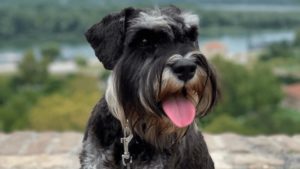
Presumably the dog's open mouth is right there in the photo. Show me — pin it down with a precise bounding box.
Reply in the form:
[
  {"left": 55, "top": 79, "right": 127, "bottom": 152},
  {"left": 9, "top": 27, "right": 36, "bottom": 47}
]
[{"left": 162, "top": 94, "right": 196, "bottom": 128}]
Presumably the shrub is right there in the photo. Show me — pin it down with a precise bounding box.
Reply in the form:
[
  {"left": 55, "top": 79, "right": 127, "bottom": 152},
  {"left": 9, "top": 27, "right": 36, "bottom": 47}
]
[
  {"left": 28, "top": 75, "right": 101, "bottom": 131},
  {"left": 201, "top": 57, "right": 287, "bottom": 135},
  {"left": 203, "top": 114, "right": 255, "bottom": 135}
]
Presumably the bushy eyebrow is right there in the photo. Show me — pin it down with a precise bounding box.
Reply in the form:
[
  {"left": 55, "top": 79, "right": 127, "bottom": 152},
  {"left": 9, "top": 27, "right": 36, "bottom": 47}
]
[
  {"left": 185, "top": 26, "right": 198, "bottom": 41},
  {"left": 127, "top": 27, "right": 174, "bottom": 45}
]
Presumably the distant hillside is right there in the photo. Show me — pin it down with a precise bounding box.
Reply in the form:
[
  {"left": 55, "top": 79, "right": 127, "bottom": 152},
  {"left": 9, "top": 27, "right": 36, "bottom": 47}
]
[
  {"left": 1, "top": 0, "right": 300, "bottom": 7},
  {"left": 141, "top": 0, "right": 300, "bottom": 5},
  {"left": 1, "top": 0, "right": 300, "bottom": 48}
]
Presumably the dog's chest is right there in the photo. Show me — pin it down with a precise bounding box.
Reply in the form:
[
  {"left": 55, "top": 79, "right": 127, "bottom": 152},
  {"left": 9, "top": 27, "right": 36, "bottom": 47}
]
[
  {"left": 87, "top": 150, "right": 167, "bottom": 169},
  {"left": 82, "top": 141, "right": 169, "bottom": 169},
  {"left": 131, "top": 155, "right": 167, "bottom": 169}
]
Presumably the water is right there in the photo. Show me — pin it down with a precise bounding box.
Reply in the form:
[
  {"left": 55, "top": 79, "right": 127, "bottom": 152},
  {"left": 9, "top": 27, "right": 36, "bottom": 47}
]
[
  {"left": 0, "top": 30, "right": 296, "bottom": 64},
  {"left": 60, "top": 30, "right": 295, "bottom": 59},
  {"left": 200, "top": 30, "right": 295, "bottom": 55},
  {"left": 202, "top": 4, "right": 300, "bottom": 12}
]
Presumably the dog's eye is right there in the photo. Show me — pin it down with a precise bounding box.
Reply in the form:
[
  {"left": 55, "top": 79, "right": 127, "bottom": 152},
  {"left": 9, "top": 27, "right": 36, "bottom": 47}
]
[
  {"left": 187, "top": 26, "right": 198, "bottom": 43},
  {"left": 141, "top": 38, "right": 148, "bottom": 45},
  {"left": 140, "top": 38, "right": 157, "bottom": 49}
]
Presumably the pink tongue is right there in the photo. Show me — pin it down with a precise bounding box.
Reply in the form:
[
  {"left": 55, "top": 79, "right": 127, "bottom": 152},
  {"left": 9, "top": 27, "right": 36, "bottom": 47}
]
[{"left": 162, "top": 96, "right": 196, "bottom": 128}]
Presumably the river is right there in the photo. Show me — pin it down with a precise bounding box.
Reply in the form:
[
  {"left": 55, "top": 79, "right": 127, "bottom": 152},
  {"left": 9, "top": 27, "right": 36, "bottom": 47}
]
[{"left": 0, "top": 30, "right": 296, "bottom": 64}]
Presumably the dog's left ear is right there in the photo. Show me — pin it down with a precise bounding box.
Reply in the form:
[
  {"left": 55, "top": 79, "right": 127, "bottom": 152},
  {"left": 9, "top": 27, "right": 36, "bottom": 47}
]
[{"left": 85, "top": 7, "right": 136, "bottom": 70}]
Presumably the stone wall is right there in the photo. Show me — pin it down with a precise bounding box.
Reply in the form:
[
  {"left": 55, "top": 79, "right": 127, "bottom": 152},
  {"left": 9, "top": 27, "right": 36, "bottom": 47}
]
[{"left": 0, "top": 132, "right": 299, "bottom": 169}]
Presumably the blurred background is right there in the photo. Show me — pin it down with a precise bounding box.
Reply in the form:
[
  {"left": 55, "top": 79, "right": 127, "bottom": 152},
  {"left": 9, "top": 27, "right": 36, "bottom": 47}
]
[{"left": 0, "top": 0, "right": 300, "bottom": 135}]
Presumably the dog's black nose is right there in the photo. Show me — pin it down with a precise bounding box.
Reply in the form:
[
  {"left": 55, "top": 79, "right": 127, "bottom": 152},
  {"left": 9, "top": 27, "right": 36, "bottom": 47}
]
[{"left": 171, "top": 59, "right": 197, "bottom": 82}]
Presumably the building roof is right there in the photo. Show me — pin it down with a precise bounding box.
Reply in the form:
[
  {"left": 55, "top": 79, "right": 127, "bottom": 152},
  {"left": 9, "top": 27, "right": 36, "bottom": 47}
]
[
  {"left": 203, "top": 41, "right": 226, "bottom": 51},
  {"left": 283, "top": 83, "right": 300, "bottom": 99}
]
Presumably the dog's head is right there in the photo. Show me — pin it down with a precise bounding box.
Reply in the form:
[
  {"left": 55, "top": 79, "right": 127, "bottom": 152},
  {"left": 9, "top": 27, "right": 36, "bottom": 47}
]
[{"left": 86, "top": 6, "right": 218, "bottom": 148}]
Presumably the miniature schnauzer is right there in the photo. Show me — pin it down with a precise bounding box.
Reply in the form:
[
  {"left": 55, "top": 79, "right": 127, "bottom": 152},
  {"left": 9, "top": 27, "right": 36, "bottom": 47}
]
[{"left": 80, "top": 6, "right": 218, "bottom": 169}]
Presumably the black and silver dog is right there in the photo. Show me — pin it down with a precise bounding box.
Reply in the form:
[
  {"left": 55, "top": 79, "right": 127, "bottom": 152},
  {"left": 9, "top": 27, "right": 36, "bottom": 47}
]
[{"left": 80, "top": 6, "right": 218, "bottom": 169}]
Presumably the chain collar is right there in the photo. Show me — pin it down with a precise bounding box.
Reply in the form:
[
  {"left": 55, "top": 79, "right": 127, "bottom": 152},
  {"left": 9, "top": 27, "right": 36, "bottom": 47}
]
[{"left": 121, "top": 120, "right": 133, "bottom": 169}]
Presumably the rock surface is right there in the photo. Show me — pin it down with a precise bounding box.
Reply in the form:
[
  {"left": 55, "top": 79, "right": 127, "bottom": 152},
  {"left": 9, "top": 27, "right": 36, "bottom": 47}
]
[{"left": 0, "top": 132, "right": 299, "bottom": 169}]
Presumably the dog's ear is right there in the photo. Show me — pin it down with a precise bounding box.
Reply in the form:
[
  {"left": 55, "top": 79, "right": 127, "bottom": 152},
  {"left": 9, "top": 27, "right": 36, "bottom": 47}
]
[{"left": 85, "top": 7, "right": 135, "bottom": 70}]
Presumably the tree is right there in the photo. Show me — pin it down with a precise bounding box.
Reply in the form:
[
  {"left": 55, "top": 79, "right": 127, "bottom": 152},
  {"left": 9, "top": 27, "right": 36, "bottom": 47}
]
[
  {"left": 203, "top": 114, "right": 255, "bottom": 135},
  {"left": 0, "top": 48, "right": 63, "bottom": 132},
  {"left": 17, "top": 50, "right": 40, "bottom": 85},
  {"left": 28, "top": 75, "right": 101, "bottom": 131},
  {"left": 14, "top": 49, "right": 49, "bottom": 88},
  {"left": 0, "top": 89, "right": 40, "bottom": 132},
  {"left": 0, "top": 76, "right": 12, "bottom": 105},
  {"left": 294, "top": 29, "right": 300, "bottom": 46},
  {"left": 75, "top": 55, "right": 87, "bottom": 67},
  {"left": 201, "top": 57, "right": 283, "bottom": 134},
  {"left": 41, "top": 43, "right": 61, "bottom": 63},
  {"left": 211, "top": 57, "right": 282, "bottom": 117},
  {"left": 260, "top": 41, "right": 293, "bottom": 61}
]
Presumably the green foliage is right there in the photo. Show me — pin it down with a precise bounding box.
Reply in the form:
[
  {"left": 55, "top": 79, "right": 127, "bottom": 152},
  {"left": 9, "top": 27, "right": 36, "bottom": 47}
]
[
  {"left": 258, "top": 30, "right": 300, "bottom": 83},
  {"left": 260, "top": 29, "right": 300, "bottom": 61},
  {"left": 197, "top": 10, "right": 300, "bottom": 30},
  {"left": 1, "top": 1, "right": 300, "bottom": 47},
  {"left": 0, "top": 1, "right": 114, "bottom": 47},
  {"left": 0, "top": 76, "right": 13, "bottom": 105},
  {"left": 211, "top": 57, "right": 282, "bottom": 118},
  {"left": 203, "top": 114, "right": 255, "bottom": 135},
  {"left": 0, "top": 0, "right": 300, "bottom": 133},
  {"left": 294, "top": 29, "right": 300, "bottom": 46},
  {"left": 41, "top": 43, "right": 61, "bottom": 63},
  {"left": 0, "top": 76, "right": 15, "bottom": 131},
  {"left": 269, "top": 108, "right": 300, "bottom": 134},
  {"left": 1, "top": 53, "right": 299, "bottom": 134},
  {"left": 0, "top": 88, "right": 40, "bottom": 132},
  {"left": 14, "top": 49, "right": 49, "bottom": 87},
  {"left": 14, "top": 47, "right": 63, "bottom": 89},
  {"left": 100, "top": 70, "right": 111, "bottom": 82},
  {"left": 28, "top": 75, "right": 101, "bottom": 131},
  {"left": 0, "top": 71, "right": 101, "bottom": 132},
  {"left": 243, "top": 108, "right": 300, "bottom": 134},
  {"left": 201, "top": 31, "right": 300, "bottom": 135},
  {"left": 201, "top": 57, "right": 299, "bottom": 135},
  {"left": 0, "top": 48, "right": 66, "bottom": 132},
  {"left": 75, "top": 55, "right": 87, "bottom": 67},
  {"left": 260, "top": 41, "right": 293, "bottom": 61}
]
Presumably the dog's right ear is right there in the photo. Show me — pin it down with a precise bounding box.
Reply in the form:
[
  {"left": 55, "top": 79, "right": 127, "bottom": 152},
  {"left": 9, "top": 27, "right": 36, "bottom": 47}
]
[{"left": 85, "top": 7, "right": 136, "bottom": 70}]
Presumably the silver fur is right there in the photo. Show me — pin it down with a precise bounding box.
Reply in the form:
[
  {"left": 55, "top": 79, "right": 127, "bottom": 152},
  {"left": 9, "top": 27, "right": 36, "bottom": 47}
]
[
  {"left": 181, "top": 12, "right": 199, "bottom": 28},
  {"left": 81, "top": 6, "right": 216, "bottom": 169},
  {"left": 130, "top": 9, "right": 175, "bottom": 29}
]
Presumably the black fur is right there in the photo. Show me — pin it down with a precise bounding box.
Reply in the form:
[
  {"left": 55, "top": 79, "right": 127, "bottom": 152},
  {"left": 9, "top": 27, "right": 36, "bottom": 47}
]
[
  {"left": 80, "top": 99, "right": 214, "bottom": 169},
  {"left": 85, "top": 7, "right": 138, "bottom": 70},
  {"left": 80, "top": 6, "right": 217, "bottom": 169}
]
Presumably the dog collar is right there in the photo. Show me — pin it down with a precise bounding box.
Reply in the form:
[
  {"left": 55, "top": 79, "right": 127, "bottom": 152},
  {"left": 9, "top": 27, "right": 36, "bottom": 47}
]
[{"left": 121, "top": 119, "right": 133, "bottom": 169}]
